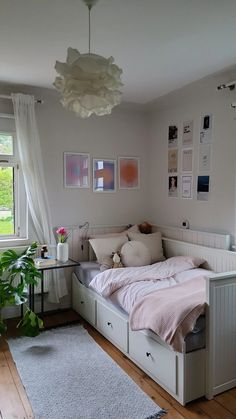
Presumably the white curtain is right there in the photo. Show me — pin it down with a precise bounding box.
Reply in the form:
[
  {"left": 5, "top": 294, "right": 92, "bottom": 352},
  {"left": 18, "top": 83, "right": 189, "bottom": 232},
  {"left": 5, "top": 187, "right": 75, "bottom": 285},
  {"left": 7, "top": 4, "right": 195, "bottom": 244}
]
[{"left": 12, "top": 93, "right": 68, "bottom": 303}]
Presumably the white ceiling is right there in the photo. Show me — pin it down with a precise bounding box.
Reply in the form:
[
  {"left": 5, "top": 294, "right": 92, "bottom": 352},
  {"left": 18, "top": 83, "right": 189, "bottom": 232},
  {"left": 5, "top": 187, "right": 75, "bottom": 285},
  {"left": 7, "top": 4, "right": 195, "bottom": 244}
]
[{"left": 1, "top": 0, "right": 236, "bottom": 103}]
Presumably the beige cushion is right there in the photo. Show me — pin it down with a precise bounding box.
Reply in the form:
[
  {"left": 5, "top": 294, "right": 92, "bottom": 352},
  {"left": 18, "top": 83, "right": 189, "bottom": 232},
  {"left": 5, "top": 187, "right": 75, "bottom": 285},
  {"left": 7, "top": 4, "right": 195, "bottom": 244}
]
[
  {"left": 121, "top": 241, "right": 151, "bottom": 267},
  {"left": 89, "top": 235, "right": 128, "bottom": 263},
  {"left": 127, "top": 231, "right": 165, "bottom": 264},
  {"left": 89, "top": 224, "right": 140, "bottom": 239},
  {"left": 100, "top": 255, "right": 113, "bottom": 271},
  {"left": 123, "top": 224, "right": 140, "bottom": 234}
]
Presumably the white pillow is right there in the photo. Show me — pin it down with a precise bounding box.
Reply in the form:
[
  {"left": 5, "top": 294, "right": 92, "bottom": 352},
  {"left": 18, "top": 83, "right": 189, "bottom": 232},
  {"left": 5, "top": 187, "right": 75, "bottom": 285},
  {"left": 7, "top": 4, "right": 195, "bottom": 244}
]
[
  {"left": 127, "top": 231, "right": 165, "bottom": 264},
  {"left": 121, "top": 241, "right": 151, "bottom": 267},
  {"left": 89, "top": 235, "right": 128, "bottom": 263}
]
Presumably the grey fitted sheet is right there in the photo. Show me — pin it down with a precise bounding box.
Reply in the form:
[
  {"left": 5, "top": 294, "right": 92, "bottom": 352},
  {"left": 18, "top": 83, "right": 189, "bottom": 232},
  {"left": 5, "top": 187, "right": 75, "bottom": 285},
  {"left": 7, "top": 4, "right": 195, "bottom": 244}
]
[
  {"left": 75, "top": 261, "right": 100, "bottom": 287},
  {"left": 74, "top": 262, "right": 205, "bottom": 353}
]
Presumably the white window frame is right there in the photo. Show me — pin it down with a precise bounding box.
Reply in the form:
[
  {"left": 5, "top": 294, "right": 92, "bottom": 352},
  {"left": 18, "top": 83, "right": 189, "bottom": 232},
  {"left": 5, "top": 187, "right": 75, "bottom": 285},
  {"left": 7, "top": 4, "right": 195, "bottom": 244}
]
[{"left": 0, "top": 131, "right": 29, "bottom": 247}]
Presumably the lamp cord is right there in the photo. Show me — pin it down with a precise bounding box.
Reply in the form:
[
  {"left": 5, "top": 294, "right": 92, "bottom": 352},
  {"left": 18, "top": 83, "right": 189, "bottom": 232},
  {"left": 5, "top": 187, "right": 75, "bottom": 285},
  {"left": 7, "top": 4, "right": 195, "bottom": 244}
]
[{"left": 88, "top": 5, "right": 91, "bottom": 53}]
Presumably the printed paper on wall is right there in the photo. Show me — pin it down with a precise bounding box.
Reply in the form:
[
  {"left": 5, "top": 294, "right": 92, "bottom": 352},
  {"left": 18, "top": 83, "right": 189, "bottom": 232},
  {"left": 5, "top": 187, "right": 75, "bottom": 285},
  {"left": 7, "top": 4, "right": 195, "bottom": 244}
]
[
  {"left": 168, "top": 175, "right": 178, "bottom": 197},
  {"left": 182, "top": 149, "right": 193, "bottom": 172},
  {"left": 197, "top": 175, "right": 210, "bottom": 201},
  {"left": 182, "top": 120, "right": 193, "bottom": 147},
  {"left": 200, "top": 114, "right": 213, "bottom": 144},
  {"left": 168, "top": 125, "right": 178, "bottom": 148},
  {"left": 181, "top": 175, "right": 193, "bottom": 199},
  {"left": 168, "top": 148, "right": 178, "bottom": 173},
  {"left": 199, "top": 144, "right": 211, "bottom": 172}
]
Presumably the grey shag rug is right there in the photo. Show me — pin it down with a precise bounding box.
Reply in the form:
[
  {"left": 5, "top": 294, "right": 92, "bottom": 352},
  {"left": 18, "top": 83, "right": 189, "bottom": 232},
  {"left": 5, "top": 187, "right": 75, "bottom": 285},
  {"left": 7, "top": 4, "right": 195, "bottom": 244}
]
[{"left": 8, "top": 325, "right": 167, "bottom": 419}]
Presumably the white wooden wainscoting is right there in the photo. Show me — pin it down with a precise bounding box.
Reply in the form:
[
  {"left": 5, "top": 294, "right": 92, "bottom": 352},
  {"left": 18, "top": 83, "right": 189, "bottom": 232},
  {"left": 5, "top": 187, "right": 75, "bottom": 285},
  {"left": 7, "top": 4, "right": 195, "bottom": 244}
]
[
  {"left": 162, "top": 237, "right": 236, "bottom": 272},
  {"left": 62, "top": 223, "right": 232, "bottom": 264},
  {"left": 153, "top": 224, "right": 231, "bottom": 250},
  {"left": 206, "top": 272, "right": 236, "bottom": 398}
]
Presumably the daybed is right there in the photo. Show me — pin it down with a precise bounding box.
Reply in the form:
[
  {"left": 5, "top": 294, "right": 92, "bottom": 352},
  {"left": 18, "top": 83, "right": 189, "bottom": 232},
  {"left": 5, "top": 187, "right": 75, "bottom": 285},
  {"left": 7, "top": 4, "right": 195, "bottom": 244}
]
[{"left": 69, "top": 225, "right": 236, "bottom": 406}]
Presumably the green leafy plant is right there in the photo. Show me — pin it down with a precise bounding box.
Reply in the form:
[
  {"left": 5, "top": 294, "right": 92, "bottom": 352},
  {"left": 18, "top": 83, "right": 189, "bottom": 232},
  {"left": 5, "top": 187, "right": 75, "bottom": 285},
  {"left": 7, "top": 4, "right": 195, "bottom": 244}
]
[{"left": 0, "top": 242, "right": 44, "bottom": 336}]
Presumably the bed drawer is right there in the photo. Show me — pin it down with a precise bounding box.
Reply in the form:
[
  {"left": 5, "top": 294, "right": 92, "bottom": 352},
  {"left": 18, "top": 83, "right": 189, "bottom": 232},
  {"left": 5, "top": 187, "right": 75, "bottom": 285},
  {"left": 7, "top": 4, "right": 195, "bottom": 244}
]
[
  {"left": 72, "top": 278, "right": 96, "bottom": 326},
  {"left": 129, "top": 330, "right": 176, "bottom": 393},
  {"left": 97, "top": 301, "right": 128, "bottom": 352}
]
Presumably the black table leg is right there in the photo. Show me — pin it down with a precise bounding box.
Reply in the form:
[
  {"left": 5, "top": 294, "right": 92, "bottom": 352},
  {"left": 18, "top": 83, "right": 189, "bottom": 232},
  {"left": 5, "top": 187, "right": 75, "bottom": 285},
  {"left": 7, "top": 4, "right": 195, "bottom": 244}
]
[
  {"left": 28, "top": 284, "right": 32, "bottom": 309},
  {"left": 32, "top": 284, "right": 35, "bottom": 312},
  {"left": 41, "top": 271, "right": 44, "bottom": 314},
  {"left": 20, "top": 278, "right": 24, "bottom": 318}
]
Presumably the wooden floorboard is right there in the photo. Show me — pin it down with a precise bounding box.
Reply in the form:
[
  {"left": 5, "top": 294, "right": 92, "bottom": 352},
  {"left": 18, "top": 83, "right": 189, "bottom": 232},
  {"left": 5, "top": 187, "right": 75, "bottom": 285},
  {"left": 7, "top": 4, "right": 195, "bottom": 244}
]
[{"left": 0, "top": 310, "right": 235, "bottom": 419}]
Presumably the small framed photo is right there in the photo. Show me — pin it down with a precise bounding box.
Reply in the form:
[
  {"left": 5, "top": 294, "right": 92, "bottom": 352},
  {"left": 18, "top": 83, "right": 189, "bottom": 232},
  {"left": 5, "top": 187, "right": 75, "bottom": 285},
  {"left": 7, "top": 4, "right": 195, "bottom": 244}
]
[
  {"left": 64, "top": 152, "right": 90, "bottom": 188},
  {"left": 93, "top": 159, "right": 116, "bottom": 192},
  {"left": 118, "top": 157, "right": 140, "bottom": 189}
]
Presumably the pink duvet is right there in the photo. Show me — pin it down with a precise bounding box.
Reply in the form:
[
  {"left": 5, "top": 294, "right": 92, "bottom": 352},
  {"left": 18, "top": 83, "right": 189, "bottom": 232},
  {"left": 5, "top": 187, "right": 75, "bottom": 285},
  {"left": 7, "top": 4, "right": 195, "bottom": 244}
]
[
  {"left": 89, "top": 256, "right": 205, "bottom": 297},
  {"left": 130, "top": 276, "right": 206, "bottom": 352},
  {"left": 89, "top": 256, "right": 209, "bottom": 352}
]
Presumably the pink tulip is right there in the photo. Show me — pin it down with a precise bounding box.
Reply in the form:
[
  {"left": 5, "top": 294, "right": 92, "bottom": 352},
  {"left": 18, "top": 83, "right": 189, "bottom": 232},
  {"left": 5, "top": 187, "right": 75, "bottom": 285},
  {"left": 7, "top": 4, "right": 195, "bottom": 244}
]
[
  {"left": 56, "top": 227, "right": 69, "bottom": 243},
  {"left": 56, "top": 227, "right": 67, "bottom": 235}
]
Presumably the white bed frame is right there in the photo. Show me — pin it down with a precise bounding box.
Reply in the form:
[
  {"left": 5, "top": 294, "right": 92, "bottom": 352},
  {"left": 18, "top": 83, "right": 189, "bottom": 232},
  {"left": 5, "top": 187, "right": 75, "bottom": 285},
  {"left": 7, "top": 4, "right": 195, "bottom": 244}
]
[{"left": 68, "top": 225, "right": 236, "bottom": 405}]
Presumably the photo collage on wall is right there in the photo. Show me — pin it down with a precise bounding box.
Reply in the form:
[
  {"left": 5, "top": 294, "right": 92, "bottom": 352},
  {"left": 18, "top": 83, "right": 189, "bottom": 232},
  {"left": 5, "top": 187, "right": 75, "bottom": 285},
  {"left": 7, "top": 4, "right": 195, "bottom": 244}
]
[
  {"left": 167, "top": 114, "right": 212, "bottom": 200},
  {"left": 197, "top": 114, "right": 212, "bottom": 201},
  {"left": 64, "top": 153, "right": 140, "bottom": 193},
  {"left": 168, "top": 125, "right": 178, "bottom": 197}
]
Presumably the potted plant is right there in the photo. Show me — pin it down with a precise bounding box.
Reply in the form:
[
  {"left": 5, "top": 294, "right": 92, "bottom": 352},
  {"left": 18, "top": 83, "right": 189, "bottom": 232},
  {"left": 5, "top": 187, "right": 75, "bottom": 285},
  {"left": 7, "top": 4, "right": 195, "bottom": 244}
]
[{"left": 0, "top": 242, "right": 43, "bottom": 337}]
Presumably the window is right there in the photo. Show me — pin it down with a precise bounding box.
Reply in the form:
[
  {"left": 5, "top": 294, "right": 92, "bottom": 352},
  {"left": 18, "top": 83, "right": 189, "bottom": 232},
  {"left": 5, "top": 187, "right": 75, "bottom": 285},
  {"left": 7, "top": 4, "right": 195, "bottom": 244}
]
[{"left": 0, "top": 131, "right": 27, "bottom": 243}]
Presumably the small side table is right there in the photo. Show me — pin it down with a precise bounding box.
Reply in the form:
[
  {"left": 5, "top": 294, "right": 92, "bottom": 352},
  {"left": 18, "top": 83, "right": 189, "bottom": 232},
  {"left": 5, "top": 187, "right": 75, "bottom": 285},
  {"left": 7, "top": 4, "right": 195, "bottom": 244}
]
[{"left": 29, "top": 258, "right": 80, "bottom": 315}]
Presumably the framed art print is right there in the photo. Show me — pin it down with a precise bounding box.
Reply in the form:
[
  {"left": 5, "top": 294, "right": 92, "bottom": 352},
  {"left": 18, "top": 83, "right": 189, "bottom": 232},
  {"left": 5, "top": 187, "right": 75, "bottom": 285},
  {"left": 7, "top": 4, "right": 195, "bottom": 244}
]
[
  {"left": 64, "top": 152, "right": 90, "bottom": 188},
  {"left": 118, "top": 157, "right": 140, "bottom": 189},
  {"left": 93, "top": 159, "right": 116, "bottom": 192}
]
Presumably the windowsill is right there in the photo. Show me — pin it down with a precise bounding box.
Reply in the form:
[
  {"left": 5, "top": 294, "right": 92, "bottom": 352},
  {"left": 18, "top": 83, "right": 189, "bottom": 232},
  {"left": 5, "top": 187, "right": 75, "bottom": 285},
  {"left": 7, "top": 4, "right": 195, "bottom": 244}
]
[{"left": 0, "top": 237, "right": 31, "bottom": 250}]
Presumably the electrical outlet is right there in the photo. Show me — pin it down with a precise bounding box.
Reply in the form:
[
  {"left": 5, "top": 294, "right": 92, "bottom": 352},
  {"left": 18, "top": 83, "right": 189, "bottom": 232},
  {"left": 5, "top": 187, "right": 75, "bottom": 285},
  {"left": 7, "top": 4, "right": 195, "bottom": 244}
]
[{"left": 182, "top": 220, "right": 189, "bottom": 229}]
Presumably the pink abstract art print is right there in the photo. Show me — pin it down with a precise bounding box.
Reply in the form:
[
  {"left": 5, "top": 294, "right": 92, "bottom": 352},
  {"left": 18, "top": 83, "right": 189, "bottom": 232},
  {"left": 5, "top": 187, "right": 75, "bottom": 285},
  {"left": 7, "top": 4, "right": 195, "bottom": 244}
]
[{"left": 64, "top": 153, "right": 90, "bottom": 188}]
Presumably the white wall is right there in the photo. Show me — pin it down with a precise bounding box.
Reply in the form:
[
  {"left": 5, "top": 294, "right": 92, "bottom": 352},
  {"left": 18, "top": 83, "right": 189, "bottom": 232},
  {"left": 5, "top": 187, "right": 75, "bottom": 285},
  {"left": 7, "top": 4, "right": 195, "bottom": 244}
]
[
  {"left": 2, "top": 65, "right": 236, "bottom": 245},
  {"left": 0, "top": 84, "right": 150, "bottom": 231},
  {"left": 147, "top": 66, "right": 236, "bottom": 243}
]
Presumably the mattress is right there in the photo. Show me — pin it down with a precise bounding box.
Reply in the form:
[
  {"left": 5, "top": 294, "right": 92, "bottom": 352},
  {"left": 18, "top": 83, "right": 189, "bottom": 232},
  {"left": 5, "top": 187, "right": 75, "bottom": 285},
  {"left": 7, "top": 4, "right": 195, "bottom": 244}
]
[{"left": 74, "top": 262, "right": 208, "bottom": 353}]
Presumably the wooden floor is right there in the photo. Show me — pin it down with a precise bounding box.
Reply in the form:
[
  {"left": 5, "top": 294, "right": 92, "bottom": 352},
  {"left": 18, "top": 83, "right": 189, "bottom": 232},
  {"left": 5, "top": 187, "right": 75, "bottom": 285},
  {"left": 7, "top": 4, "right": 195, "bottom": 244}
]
[{"left": 0, "top": 310, "right": 236, "bottom": 419}]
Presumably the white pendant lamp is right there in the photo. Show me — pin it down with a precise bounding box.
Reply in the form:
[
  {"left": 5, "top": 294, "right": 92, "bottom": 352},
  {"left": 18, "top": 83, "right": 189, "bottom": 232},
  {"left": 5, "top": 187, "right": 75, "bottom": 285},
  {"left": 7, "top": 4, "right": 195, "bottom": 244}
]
[{"left": 53, "top": 0, "right": 123, "bottom": 118}]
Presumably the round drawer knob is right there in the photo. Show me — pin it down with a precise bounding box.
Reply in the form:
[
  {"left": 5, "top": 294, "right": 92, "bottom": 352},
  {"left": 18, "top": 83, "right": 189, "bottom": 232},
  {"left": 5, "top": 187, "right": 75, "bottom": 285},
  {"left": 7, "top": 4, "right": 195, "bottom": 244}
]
[
  {"left": 80, "top": 301, "right": 84, "bottom": 304},
  {"left": 146, "top": 352, "right": 151, "bottom": 357},
  {"left": 107, "top": 322, "right": 112, "bottom": 327}
]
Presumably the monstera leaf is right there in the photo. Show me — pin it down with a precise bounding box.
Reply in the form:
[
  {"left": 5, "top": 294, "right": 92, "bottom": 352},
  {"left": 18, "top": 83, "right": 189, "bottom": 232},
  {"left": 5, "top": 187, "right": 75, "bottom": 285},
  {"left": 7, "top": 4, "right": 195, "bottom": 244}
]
[
  {"left": 17, "top": 309, "right": 44, "bottom": 337},
  {"left": 0, "top": 242, "right": 44, "bottom": 337}
]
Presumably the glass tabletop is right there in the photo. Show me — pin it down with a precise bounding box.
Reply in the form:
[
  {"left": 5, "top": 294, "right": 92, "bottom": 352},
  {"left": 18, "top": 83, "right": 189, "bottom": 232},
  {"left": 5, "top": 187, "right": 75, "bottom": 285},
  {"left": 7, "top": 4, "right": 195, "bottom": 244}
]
[{"left": 37, "top": 258, "right": 80, "bottom": 271}]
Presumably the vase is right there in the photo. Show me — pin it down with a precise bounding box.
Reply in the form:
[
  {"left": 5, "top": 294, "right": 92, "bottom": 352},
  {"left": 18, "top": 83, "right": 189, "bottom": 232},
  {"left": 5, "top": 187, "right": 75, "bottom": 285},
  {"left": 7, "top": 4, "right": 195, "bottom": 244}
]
[{"left": 57, "top": 242, "right": 69, "bottom": 263}]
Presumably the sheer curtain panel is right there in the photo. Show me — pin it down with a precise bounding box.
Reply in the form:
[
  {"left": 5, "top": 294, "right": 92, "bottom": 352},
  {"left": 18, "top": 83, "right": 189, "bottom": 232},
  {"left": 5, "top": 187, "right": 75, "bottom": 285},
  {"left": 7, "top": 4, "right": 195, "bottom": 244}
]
[{"left": 12, "top": 93, "right": 67, "bottom": 303}]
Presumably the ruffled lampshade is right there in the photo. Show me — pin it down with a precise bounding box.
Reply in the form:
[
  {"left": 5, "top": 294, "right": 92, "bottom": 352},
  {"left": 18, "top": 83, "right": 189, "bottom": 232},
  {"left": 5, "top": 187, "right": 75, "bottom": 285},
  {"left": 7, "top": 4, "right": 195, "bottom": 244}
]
[{"left": 54, "top": 47, "right": 123, "bottom": 118}]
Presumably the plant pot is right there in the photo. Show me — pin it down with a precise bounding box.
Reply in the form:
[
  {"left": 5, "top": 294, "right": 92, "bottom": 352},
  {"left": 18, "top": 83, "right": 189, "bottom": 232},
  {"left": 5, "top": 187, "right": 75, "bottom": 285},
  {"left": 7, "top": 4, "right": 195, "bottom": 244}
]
[{"left": 57, "top": 242, "right": 69, "bottom": 263}]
